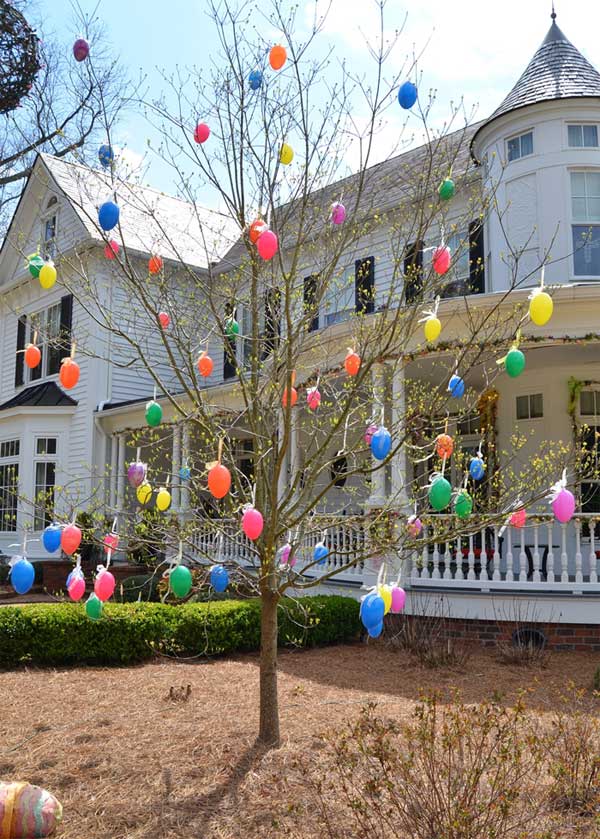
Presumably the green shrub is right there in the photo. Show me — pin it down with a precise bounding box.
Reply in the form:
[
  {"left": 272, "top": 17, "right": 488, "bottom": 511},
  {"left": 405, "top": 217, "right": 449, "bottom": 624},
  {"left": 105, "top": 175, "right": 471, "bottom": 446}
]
[
  {"left": 0, "top": 595, "right": 360, "bottom": 668},
  {"left": 117, "top": 573, "right": 161, "bottom": 603}
]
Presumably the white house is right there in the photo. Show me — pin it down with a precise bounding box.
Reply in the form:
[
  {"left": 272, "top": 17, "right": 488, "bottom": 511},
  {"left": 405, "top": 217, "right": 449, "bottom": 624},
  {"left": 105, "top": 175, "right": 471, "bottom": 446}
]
[{"left": 1, "top": 12, "right": 600, "bottom": 640}]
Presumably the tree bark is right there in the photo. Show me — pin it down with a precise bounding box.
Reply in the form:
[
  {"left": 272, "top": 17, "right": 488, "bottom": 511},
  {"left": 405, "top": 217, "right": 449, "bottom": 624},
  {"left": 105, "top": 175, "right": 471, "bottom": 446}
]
[{"left": 258, "top": 589, "right": 280, "bottom": 747}]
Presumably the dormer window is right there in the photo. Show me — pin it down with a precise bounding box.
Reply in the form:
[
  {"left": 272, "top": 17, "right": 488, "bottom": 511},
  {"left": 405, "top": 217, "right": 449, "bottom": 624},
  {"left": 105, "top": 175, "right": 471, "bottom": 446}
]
[
  {"left": 42, "top": 196, "right": 58, "bottom": 259},
  {"left": 506, "top": 131, "right": 533, "bottom": 162},
  {"left": 568, "top": 124, "right": 599, "bottom": 148}
]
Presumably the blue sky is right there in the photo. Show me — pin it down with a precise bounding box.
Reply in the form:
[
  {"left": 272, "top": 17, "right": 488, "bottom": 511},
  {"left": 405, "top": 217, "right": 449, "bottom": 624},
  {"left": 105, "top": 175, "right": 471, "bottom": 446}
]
[{"left": 30, "top": 0, "right": 600, "bottom": 202}]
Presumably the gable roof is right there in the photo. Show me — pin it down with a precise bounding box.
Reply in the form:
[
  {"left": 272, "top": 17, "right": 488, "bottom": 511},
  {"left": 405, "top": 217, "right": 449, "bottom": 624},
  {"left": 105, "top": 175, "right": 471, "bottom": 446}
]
[
  {"left": 0, "top": 381, "right": 77, "bottom": 411},
  {"left": 39, "top": 153, "right": 239, "bottom": 270}
]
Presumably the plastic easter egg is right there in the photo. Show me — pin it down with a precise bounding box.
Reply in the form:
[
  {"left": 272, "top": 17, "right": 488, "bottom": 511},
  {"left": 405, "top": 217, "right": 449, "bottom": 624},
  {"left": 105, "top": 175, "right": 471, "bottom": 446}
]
[
  {"left": 149, "top": 254, "right": 163, "bottom": 275},
  {"left": 104, "top": 239, "right": 119, "bottom": 259},
  {"left": 279, "top": 543, "right": 292, "bottom": 565},
  {"left": 280, "top": 143, "right": 294, "bottom": 165},
  {"left": 364, "top": 423, "right": 378, "bottom": 445},
  {"left": 306, "top": 386, "right": 321, "bottom": 410},
  {"left": 344, "top": 350, "right": 361, "bottom": 376},
  {"left": 68, "top": 575, "right": 85, "bottom": 601},
  {"left": 454, "top": 489, "right": 473, "bottom": 519},
  {"left": 42, "top": 523, "right": 62, "bottom": 553},
  {"left": 73, "top": 38, "right": 90, "bottom": 61},
  {"left": 249, "top": 219, "right": 267, "bottom": 243},
  {"left": 529, "top": 291, "right": 553, "bottom": 326},
  {"left": 208, "top": 463, "right": 231, "bottom": 499},
  {"left": 242, "top": 507, "right": 264, "bottom": 540},
  {"left": 85, "top": 593, "right": 103, "bottom": 621},
  {"left": 397, "top": 80, "right": 417, "bottom": 109},
  {"left": 156, "top": 487, "right": 171, "bottom": 512},
  {"left": 379, "top": 585, "right": 392, "bottom": 615},
  {"left": 136, "top": 481, "right": 152, "bottom": 505},
  {"left": 407, "top": 514, "right": 422, "bottom": 538},
  {"left": 145, "top": 399, "right": 163, "bottom": 427},
  {"left": 390, "top": 585, "right": 406, "bottom": 613},
  {"left": 432, "top": 245, "right": 451, "bottom": 275},
  {"left": 469, "top": 457, "right": 485, "bottom": 481},
  {"left": 94, "top": 569, "right": 115, "bottom": 602},
  {"left": 225, "top": 317, "right": 239, "bottom": 337},
  {"left": 248, "top": 70, "right": 263, "bottom": 90},
  {"left": 98, "top": 200, "right": 120, "bottom": 231},
  {"left": 424, "top": 316, "right": 441, "bottom": 343},
  {"left": 61, "top": 524, "right": 82, "bottom": 555},
  {"left": 179, "top": 465, "right": 191, "bottom": 481},
  {"left": 24, "top": 343, "right": 41, "bottom": 369},
  {"left": 367, "top": 621, "right": 383, "bottom": 638},
  {"left": 0, "top": 781, "right": 63, "bottom": 837},
  {"left": 438, "top": 178, "right": 455, "bottom": 201},
  {"left": 127, "top": 461, "right": 146, "bottom": 488},
  {"left": 170, "top": 564, "right": 192, "bottom": 598},
  {"left": 552, "top": 488, "right": 575, "bottom": 523},
  {"left": 269, "top": 45, "right": 287, "bottom": 70},
  {"left": 194, "top": 122, "right": 210, "bottom": 144},
  {"left": 436, "top": 433, "right": 454, "bottom": 459},
  {"left": 330, "top": 202, "right": 346, "bottom": 224},
  {"left": 370, "top": 426, "right": 392, "bottom": 460},
  {"left": 257, "top": 229, "right": 278, "bottom": 260},
  {"left": 505, "top": 348, "right": 525, "bottom": 378},
  {"left": 98, "top": 144, "right": 114, "bottom": 168},
  {"left": 11, "top": 558, "right": 35, "bottom": 595},
  {"left": 360, "top": 592, "right": 385, "bottom": 629},
  {"left": 104, "top": 532, "right": 119, "bottom": 553},
  {"left": 197, "top": 351, "right": 214, "bottom": 377},
  {"left": 158, "top": 311, "right": 170, "bottom": 329},
  {"left": 510, "top": 509, "right": 527, "bottom": 528},
  {"left": 428, "top": 476, "right": 452, "bottom": 511},
  {"left": 28, "top": 254, "right": 44, "bottom": 278},
  {"left": 282, "top": 386, "right": 298, "bottom": 408},
  {"left": 39, "top": 262, "right": 57, "bottom": 290},
  {"left": 448, "top": 373, "right": 465, "bottom": 398},
  {"left": 210, "top": 564, "right": 229, "bottom": 593},
  {"left": 59, "top": 358, "right": 80, "bottom": 389},
  {"left": 313, "top": 541, "right": 329, "bottom": 564}
]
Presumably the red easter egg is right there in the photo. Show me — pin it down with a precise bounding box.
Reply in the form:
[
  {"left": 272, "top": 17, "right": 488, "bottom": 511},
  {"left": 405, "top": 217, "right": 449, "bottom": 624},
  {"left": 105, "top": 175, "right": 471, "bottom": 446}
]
[
  {"left": 61, "top": 524, "right": 82, "bottom": 555},
  {"left": 68, "top": 576, "right": 86, "bottom": 601},
  {"left": 306, "top": 387, "right": 321, "bottom": 410},
  {"left": 194, "top": 122, "right": 210, "bottom": 144},
  {"left": 149, "top": 255, "right": 163, "bottom": 274},
  {"left": 249, "top": 219, "right": 267, "bottom": 243},
  {"left": 208, "top": 463, "right": 231, "bottom": 499},
  {"left": 269, "top": 45, "right": 287, "bottom": 70},
  {"left": 510, "top": 509, "right": 527, "bottom": 528},
  {"left": 59, "top": 358, "right": 80, "bottom": 389},
  {"left": 435, "top": 433, "right": 454, "bottom": 459},
  {"left": 257, "top": 230, "right": 278, "bottom": 260},
  {"left": 24, "top": 344, "right": 41, "bottom": 369},
  {"left": 344, "top": 350, "right": 361, "bottom": 376},
  {"left": 104, "top": 239, "right": 119, "bottom": 259},
  {"left": 94, "top": 569, "right": 116, "bottom": 602},
  {"left": 158, "top": 311, "right": 170, "bottom": 328},
  {"left": 432, "top": 245, "right": 451, "bottom": 275},
  {"left": 103, "top": 532, "right": 119, "bottom": 553},
  {"left": 197, "top": 352, "right": 214, "bottom": 377},
  {"left": 282, "top": 386, "right": 298, "bottom": 408}
]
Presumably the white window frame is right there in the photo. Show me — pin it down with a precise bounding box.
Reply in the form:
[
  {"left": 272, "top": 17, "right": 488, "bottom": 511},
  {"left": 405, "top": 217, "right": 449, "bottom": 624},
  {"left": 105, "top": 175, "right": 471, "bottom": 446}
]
[
  {"left": 0, "top": 438, "right": 20, "bottom": 533},
  {"left": 322, "top": 266, "right": 354, "bottom": 328},
  {"left": 567, "top": 123, "right": 599, "bottom": 149},
  {"left": 569, "top": 168, "right": 600, "bottom": 279},
  {"left": 26, "top": 302, "right": 62, "bottom": 384},
  {"left": 506, "top": 130, "right": 534, "bottom": 163},
  {"left": 40, "top": 196, "right": 59, "bottom": 259},
  {"left": 33, "top": 436, "right": 57, "bottom": 532},
  {"left": 515, "top": 393, "right": 544, "bottom": 422}
]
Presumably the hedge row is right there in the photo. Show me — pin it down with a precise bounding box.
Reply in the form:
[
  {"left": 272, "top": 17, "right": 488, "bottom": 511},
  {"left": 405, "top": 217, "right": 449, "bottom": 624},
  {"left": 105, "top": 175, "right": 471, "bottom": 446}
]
[{"left": 0, "top": 595, "right": 361, "bottom": 667}]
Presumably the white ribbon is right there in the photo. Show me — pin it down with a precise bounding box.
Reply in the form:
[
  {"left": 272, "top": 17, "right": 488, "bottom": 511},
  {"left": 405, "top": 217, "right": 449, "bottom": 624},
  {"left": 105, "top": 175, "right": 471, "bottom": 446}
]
[
  {"left": 547, "top": 469, "right": 568, "bottom": 503},
  {"left": 418, "top": 296, "right": 440, "bottom": 324}
]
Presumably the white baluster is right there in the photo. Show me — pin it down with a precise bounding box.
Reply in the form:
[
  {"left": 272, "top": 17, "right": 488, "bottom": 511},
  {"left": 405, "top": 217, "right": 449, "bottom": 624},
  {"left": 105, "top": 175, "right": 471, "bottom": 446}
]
[
  {"left": 467, "top": 534, "right": 475, "bottom": 580},
  {"left": 432, "top": 537, "right": 441, "bottom": 579},
  {"left": 480, "top": 527, "right": 488, "bottom": 580},
  {"left": 545, "top": 521, "right": 555, "bottom": 583},
  {"left": 519, "top": 528, "right": 528, "bottom": 582},
  {"left": 455, "top": 536, "right": 465, "bottom": 581},
  {"left": 505, "top": 526, "right": 514, "bottom": 582},
  {"left": 560, "top": 523, "right": 569, "bottom": 583},
  {"left": 421, "top": 531, "right": 429, "bottom": 579},
  {"left": 444, "top": 541, "right": 452, "bottom": 580},
  {"left": 412, "top": 536, "right": 421, "bottom": 580},
  {"left": 492, "top": 527, "right": 501, "bottom": 581},
  {"left": 590, "top": 520, "right": 598, "bottom": 584},
  {"left": 575, "top": 519, "right": 583, "bottom": 584},
  {"left": 532, "top": 522, "right": 541, "bottom": 583}
]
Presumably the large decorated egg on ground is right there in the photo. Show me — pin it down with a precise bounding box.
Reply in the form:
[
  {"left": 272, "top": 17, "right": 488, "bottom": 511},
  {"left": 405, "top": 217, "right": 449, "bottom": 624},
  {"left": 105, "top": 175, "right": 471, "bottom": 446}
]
[{"left": 0, "top": 780, "right": 63, "bottom": 838}]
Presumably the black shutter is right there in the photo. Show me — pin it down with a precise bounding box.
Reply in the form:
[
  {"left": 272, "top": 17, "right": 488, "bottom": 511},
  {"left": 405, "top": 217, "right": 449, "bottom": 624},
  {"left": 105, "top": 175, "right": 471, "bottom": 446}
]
[
  {"left": 262, "top": 288, "right": 281, "bottom": 358},
  {"left": 355, "top": 256, "right": 375, "bottom": 314},
  {"left": 15, "top": 316, "right": 26, "bottom": 387},
  {"left": 404, "top": 241, "right": 424, "bottom": 303},
  {"left": 469, "top": 221, "right": 485, "bottom": 294},
  {"left": 223, "top": 337, "right": 237, "bottom": 379},
  {"left": 303, "top": 274, "right": 319, "bottom": 332},
  {"left": 48, "top": 294, "right": 73, "bottom": 375}
]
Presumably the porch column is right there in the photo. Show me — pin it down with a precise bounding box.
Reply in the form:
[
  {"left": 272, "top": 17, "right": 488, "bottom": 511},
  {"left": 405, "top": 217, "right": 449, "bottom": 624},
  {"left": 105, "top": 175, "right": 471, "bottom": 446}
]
[
  {"left": 180, "top": 422, "right": 190, "bottom": 514},
  {"left": 109, "top": 433, "right": 118, "bottom": 508},
  {"left": 171, "top": 424, "right": 182, "bottom": 511},
  {"left": 366, "top": 362, "right": 387, "bottom": 508},
  {"left": 390, "top": 360, "right": 410, "bottom": 511},
  {"left": 115, "top": 433, "right": 126, "bottom": 514}
]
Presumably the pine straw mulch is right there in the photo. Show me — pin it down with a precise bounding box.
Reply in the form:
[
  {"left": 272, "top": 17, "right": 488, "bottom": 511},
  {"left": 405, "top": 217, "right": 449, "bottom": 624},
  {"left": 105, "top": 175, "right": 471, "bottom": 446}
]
[{"left": 1, "top": 643, "right": 600, "bottom": 838}]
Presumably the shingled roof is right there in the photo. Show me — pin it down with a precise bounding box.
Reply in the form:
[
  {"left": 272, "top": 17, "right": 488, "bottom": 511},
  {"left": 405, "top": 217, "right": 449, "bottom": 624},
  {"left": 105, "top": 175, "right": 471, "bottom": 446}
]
[{"left": 0, "top": 381, "right": 77, "bottom": 412}]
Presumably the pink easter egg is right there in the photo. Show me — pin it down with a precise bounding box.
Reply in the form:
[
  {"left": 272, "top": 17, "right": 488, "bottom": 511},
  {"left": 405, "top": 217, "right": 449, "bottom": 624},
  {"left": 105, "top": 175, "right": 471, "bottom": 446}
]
[
  {"left": 158, "top": 311, "right": 170, "bottom": 329},
  {"left": 432, "top": 245, "right": 451, "bottom": 275},
  {"left": 68, "top": 576, "right": 86, "bottom": 601},
  {"left": 279, "top": 543, "right": 291, "bottom": 565},
  {"left": 364, "top": 423, "right": 378, "bottom": 445},
  {"left": 127, "top": 461, "right": 146, "bottom": 488},
  {"left": 510, "top": 509, "right": 527, "bottom": 528},
  {"left": 257, "top": 230, "right": 278, "bottom": 261},
  {"left": 307, "top": 387, "right": 321, "bottom": 410},
  {"left": 390, "top": 586, "right": 406, "bottom": 613},
  {"left": 94, "top": 570, "right": 116, "bottom": 602},
  {"left": 330, "top": 202, "right": 346, "bottom": 225},
  {"left": 194, "top": 122, "right": 210, "bottom": 143},
  {"left": 103, "top": 532, "right": 119, "bottom": 553},
  {"left": 242, "top": 507, "right": 264, "bottom": 541},
  {"left": 407, "top": 515, "right": 422, "bottom": 538},
  {"left": 552, "top": 488, "right": 575, "bottom": 524}
]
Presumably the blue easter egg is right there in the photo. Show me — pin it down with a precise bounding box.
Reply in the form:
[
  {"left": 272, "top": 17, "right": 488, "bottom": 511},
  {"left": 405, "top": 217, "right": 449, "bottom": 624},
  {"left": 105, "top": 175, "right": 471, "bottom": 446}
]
[
  {"left": 179, "top": 466, "right": 191, "bottom": 481},
  {"left": 367, "top": 621, "right": 383, "bottom": 638},
  {"left": 469, "top": 457, "right": 485, "bottom": 481},
  {"left": 370, "top": 426, "right": 392, "bottom": 460},
  {"left": 397, "top": 81, "right": 417, "bottom": 109},
  {"left": 313, "top": 541, "right": 329, "bottom": 564},
  {"left": 98, "top": 200, "right": 120, "bottom": 231},
  {"left": 448, "top": 374, "right": 465, "bottom": 399},
  {"left": 11, "top": 558, "right": 35, "bottom": 595},
  {"left": 42, "top": 523, "right": 62, "bottom": 553},
  {"left": 98, "top": 144, "right": 114, "bottom": 168},
  {"left": 210, "top": 564, "right": 229, "bottom": 593},
  {"left": 248, "top": 70, "right": 263, "bottom": 90},
  {"left": 360, "top": 592, "right": 385, "bottom": 630}
]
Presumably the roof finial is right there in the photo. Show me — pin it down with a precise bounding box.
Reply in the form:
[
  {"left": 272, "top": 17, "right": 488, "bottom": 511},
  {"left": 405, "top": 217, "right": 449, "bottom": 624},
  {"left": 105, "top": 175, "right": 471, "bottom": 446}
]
[{"left": 551, "top": 1, "right": 556, "bottom": 20}]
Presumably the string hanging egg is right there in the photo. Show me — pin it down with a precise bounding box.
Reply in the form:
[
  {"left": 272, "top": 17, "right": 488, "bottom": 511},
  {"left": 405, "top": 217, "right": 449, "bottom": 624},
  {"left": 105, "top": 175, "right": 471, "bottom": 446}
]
[
  {"left": 378, "top": 585, "right": 392, "bottom": 615},
  {"left": 242, "top": 507, "right": 264, "bottom": 540},
  {"left": 436, "top": 433, "right": 454, "bottom": 459},
  {"left": 370, "top": 426, "right": 392, "bottom": 460},
  {"left": 469, "top": 456, "right": 485, "bottom": 481},
  {"left": 552, "top": 487, "right": 575, "bottom": 523},
  {"left": 364, "top": 424, "right": 377, "bottom": 445},
  {"left": 59, "top": 357, "right": 80, "bottom": 389},
  {"left": 390, "top": 586, "right": 406, "bottom": 613},
  {"left": 510, "top": 509, "right": 527, "bottom": 528},
  {"left": 505, "top": 348, "right": 525, "bottom": 378},
  {"left": 170, "top": 565, "right": 192, "bottom": 598},
  {"left": 98, "top": 144, "right": 114, "bottom": 168},
  {"left": 529, "top": 289, "right": 553, "bottom": 326},
  {"left": 24, "top": 343, "right": 41, "bottom": 369},
  {"left": 85, "top": 593, "right": 103, "bottom": 620},
  {"left": 279, "top": 143, "right": 294, "bottom": 165},
  {"left": 432, "top": 245, "right": 451, "bottom": 275},
  {"left": 208, "top": 463, "right": 231, "bottom": 499},
  {"left": 249, "top": 219, "right": 267, "bottom": 243},
  {"left": 42, "top": 523, "right": 62, "bottom": 553},
  {"left": 407, "top": 514, "right": 422, "bottom": 537},
  {"left": 179, "top": 464, "right": 191, "bottom": 480},
  {"left": 257, "top": 229, "right": 278, "bottom": 260},
  {"left": 127, "top": 460, "right": 146, "bottom": 488},
  {"left": 94, "top": 569, "right": 116, "bottom": 602},
  {"left": 98, "top": 200, "right": 120, "bottom": 231},
  {"left": 68, "top": 570, "right": 85, "bottom": 601},
  {"left": 136, "top": 481, "right": 152, "bottom": 505},
  {"left": 330, "top": 202, "right": 346, "bottom": 224},
  {"left": 39, "top": 261, "right": 57, "bottom": 290},
  {"left": 454, "top": 489, "right": 473, "bottom": 519},
  {"left": 149, "top": 254, "right": 163, "bottom": 275},
  {"left": 225, "top": 316, "right": 239, "bottom": 337},
  {"left": 104, "top": 239, "right": 119, "bottom": 259},
  {"left": 344, "top": 349, "right": 361, "bottom": 376},
  {"left": 61, "top": 524, "right": 82, "bottom": 555},
  {"left": 428, "top": 475, "right": 452, "bottom": 511},
  {"left": 28, "top": 254, "right": 44, "bottom": 278},
  {"left": 103, "top": 532, "right": 119, "bottom": 553},
  {"left": 158, "top": 311, "right": 170, "bottom": 329},
  {"left": 313, "top": 541, "right": 329, "bottom": 564},
  {"left": 73, "top": 38, "right": 90, "bottom": 61},
  {"left": 438, "top": 177, "right": 455, "bottom": 201},
  {"left": 397, "top": 80, "right": 417, "bottom": 109},
  {"left": 282, "top": 371, "right": 297, "bottom": 408},
  {"left": 448, "top": 373, "right": 465, "bottom": 398},
  {"left": 156, "top": 487, "right": 171, "bottom": 512},
  {"left": 11, "top": 558, "right": 35, "bottom": 594},
  {"left": 248, "top": 70, "right": 263, "bottom": 90},
  {"left": 306, "top": 386, "right": 321, "bottom": 410},
  {"left": 424, "top": 316, "right": 441, "bottom": 343},
  {"left": 360, "top": 592, "right": 385, "bottom": 638}
]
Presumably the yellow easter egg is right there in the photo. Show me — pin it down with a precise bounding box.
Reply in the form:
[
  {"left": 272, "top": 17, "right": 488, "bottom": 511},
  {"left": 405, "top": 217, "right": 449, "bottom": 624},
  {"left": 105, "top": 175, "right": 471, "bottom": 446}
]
[
  {"left": 529, "top": 291, "right": 553, "bottom": 326},
  {"left": 156, "top": 487, "right": 172, "bottom": 511},
  {"left": 39, "top": 262, "right": 57, "bottom": 290},
  {"left": 378, "top": 585, "right": 392, "bottom": 615},
  {"left": 280, "top": 143, "right": 294, "bottom": 165},
  {"left": 424, "top": 316, "right": 441, "bottom": 343},
  {"left": 136, "top": 482, "right": 152, "bottom": 505}
]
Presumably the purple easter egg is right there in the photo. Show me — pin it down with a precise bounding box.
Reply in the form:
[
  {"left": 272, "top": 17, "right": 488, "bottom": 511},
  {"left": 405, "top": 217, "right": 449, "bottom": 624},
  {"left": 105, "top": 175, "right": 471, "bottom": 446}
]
[
  {"left": 552, "top": 488, "right": 575, "bottom": 523},
  {"left": 364, "top": 423, "right": 378, "bottom": 445},
  {"left": 127, "top": 461, "right": 146, "bottom": 488},
  {"left": 330, "top": 202, "right": 346, "bottom": 225}
]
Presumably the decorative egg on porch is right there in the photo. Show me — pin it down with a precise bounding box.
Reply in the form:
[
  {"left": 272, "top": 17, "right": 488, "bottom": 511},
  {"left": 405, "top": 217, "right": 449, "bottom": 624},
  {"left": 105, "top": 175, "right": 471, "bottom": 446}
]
[
  {"left": 390, "top": 585, "right": 406, "bottom": 613},
  {"left": 438, "top": 177, "right": 455, "bottom": 201},
  {"left": 552, "top": 488, "right": 575, "bottom": 523},
  {"left": 279, "top": 143, "right": 294, "bottom": 165},
  {"left": 98, "top": 143, "right": 114, "bottom": 168},
  {"left": 269, "top": 44, "right": 287, "bottom": 70},
  {"left": 28, "top": 254, "right": 44, "bottom": 278},
  {"left": 145, "top": 399, "right": 163, "bottom": 427},
  {"left": 313, "top": 541, "right": 329, "bottom": 564},
  {"left": 127, "top": 461, "right": 147, "bottom": 488},
  {"left": 505, "top": 348, "right": 525, "bottom": 378},
  {"left": 197, "top": 351, "right": 214, "bottom": 377},
  {"left": 136, "top": 481, "right": 152, "bottom": 505},
  {"left": 432, "top": 245, "right": 451, "bottom": 275},
  {"left": 73, "top": 37, "right": 90, "bottom": 61},
  {"left": 423, "top": 315, "right": 441, "bottom": 343},
  {"left": 435, "top": 433, "right": 454, "bottom": 459},
  {"left": 85, "top": 593, "right": 103, "bottom": 620},
  {"left": 59, "top": 357, "right": 80, "bottom": 389},
  {"left": 529, "top": 289, "right": 553, "bottom": 326},
  {"left": 170, "top": 564, "right": 192, "bottom": 598},
  {"left": 454, "top": 489, "right": 473, "bottom": 519},
  {"left": 156, "top": 486, "right": 172, "bottom": 511},
  {"left": 407, "top": 514, "right": 422, "bottom": 537},
  {"left": 370, "top": 426, "right": 392, "bottom": 460},
  {"left": 360, "top": 592, "right": 385, "bottom": 631},
  {"left": 193, "top": 122, "right": 210, "bottom": 144},
  {"left": 61, "top": 524, "right": 82, "bottom": 555},
  {"left": 248, "top": 69, "right": 263, "bottom": 90},
  {"left": 344, "top": 349, "right": 361, "bottom": 376},
  {"left": 428, "top": 475, "right": 452, "bottom": 511},
  {"left": 397, "top": 80, "right": 417, "bottom": 109},
  {"left": 330, "top": 201, "right": 346, "bottom": 225},
  {"left": 469, "top": 456, "right": 485, "bottom": 481},
  {"left": 24, "top": 343, "right": 41, "bottom": 369},
  {"left": 39, "top": 261, "right": 57, "bottom": 290},
  {"left": 242, "top": 507, "right": 264, "bottom": 540},
  {"left": 257, "top": 229, "right": 278, "bottom": 260},
  {"left": 98, "top": 200, "right": 120, "bottom": 231},
  {"left": 306, "top": 386, "right": 321, "bottom": 410},
  {"left": 448, "top": 373, "right": 465, "bottom": 398},
  {"left": 510, "top": 508, "right": 527, "bottom": 528},
  {"left": 11, "top": 558, "right": 34, "bottom": 595},
  {"left": 68, "top": 572, "right": 85, "bottom": 601},
  {"left": 0, "top": 780, "right": 63, "bottom": 838},
  {"left": 208, "top": 462, "right": 231, "bottom": 499},
  {"left": 42, "top": 523, "right": 62, "bottom": 553},
  {"left": 94, "top": 569, "right": 116, "bottom": 601},
  {"left": 210, "top": 564, "right": 229, "bottom": 592}
]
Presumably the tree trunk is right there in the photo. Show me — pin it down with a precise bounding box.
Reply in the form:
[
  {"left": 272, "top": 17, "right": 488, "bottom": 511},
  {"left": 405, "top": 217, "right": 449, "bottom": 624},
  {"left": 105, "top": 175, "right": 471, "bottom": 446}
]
[{"left": 258, "top": 589, "right": 280, "bottom": 747}]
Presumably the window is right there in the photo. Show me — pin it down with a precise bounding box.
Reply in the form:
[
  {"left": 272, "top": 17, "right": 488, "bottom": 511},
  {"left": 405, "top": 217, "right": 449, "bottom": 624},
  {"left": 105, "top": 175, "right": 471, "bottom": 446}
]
[
  {"left": 571, "top": 171, "right": 600, "bottom": 277},
  {"left": 34, "top": 437, "right": 57, "bottom": 531},
  {"left": 507, "top": 131, "right": 533, "bottom": 162},
  {"left": 516, "top": 393, "right": 543, "bottom": 420},
  {"left": 0, "top": 439, "right": 19, "bottom": 533},
  {"left": 568, "top": 124, "right": 599, "bottom": 148},
  {"left": 42, "top": 196, "right": 58, "bottom": 259},
  {"left": 579, "top": 391, "right": 600, "bottom": 518},
  {"left": 323, "top": 268, "right": 354, "bottom": 326},
  {"left": 27, "top": 303, "right": 61, "bottom": 382}
]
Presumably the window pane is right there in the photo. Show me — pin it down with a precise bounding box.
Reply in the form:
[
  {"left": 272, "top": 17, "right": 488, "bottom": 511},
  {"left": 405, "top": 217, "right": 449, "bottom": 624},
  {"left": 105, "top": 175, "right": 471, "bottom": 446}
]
[
  {"left": 324, "top": 271, "right": 354, "bottom": 326},
  {"left": 530, "top": 393, "right": 543, "bottom": 418},
  {"left": 581, "top": 390, "right": 596, "bottom": 415},
  {"left": 583, "top": 125, "right": 599, "bottom": 147},
  {"left": 587, "top": 198, "right": 600, "bottom": 223},
  {"left": 568, "top": 125, "right": 583, "bottom": 147},
  {"left": 573, "top": 225, "right": 600, "bottom": 276},
  {"left": 516, "top": 395, "right": 529, "bottom": 420},
  {"left": 520, "top": 132, "right": 533, "bottom": 156},
  {"left": 34, "top": 460, "right": 55, "bottom": 530},
  {"left": 581, "top": 482, "right": 600, "bottom": 514},
  {"left": 571, "top": 172, "right": 586, "bottom": 196},
  {"left": 0, "top": 463, "right": 19, "bottom": 532},
  {"left": 507, "top": 137, "right": 520, "bottom": 161},
  {"left": 572, "top": 197, "right": 587, "bottom": 222},
  {"left": 47, "top": 438, "right": 57, "bottom": 454}
]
